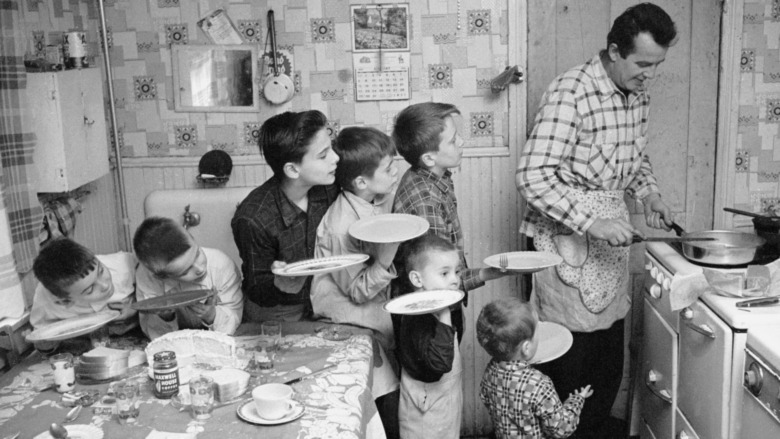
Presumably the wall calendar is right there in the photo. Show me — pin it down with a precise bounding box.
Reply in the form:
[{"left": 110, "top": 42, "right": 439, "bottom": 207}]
[{"left": 355, "top": 68, "right": 410, "bottom": 101}]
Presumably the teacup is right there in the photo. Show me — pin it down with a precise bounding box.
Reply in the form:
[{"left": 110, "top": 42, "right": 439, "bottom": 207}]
[{"left": 252, "top": 383, "right": 294, "bottom": 420}]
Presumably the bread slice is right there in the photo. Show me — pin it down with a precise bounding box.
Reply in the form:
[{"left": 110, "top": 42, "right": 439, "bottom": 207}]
[
  {"left": 81, "top": 346, "right": 131, "bottom": 364},
  {"left": 745, "top": 264, "right": 771, "bottom": 296}
]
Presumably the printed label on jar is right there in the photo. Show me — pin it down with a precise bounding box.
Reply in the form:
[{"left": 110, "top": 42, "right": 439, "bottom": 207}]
[{"left": 153, "top": 370, "right": 179, "bottom": 398}]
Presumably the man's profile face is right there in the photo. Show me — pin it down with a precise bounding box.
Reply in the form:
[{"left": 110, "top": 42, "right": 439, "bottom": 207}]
[{"left": 608, "top": 31, "right": 668, "bottom": 93}]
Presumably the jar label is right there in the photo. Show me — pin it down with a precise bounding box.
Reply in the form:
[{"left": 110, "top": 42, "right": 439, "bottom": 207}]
[{"left": 154, "top": 370, "right": 179, "bottom": 398}]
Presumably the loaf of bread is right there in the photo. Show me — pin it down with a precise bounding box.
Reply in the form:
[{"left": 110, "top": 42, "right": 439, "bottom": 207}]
[{"left": 744, "top": 265, "right": 771, "bottom": 296}]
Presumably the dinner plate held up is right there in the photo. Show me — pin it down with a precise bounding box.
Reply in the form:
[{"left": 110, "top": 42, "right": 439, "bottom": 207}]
[
  {"left": 272, "top": 254, "right": 370, "bottom": 277},
  {"left": 349, "top": 213, "right": 430, "bottom": 243},
  {"left": 530, "top": 321, "right": 573, "bottom": 364},
  {"left": 383, "top": 290, "right": 465, "bottom": 315},
  {"left": 484, "top": 251, "right": 563, "bottom": 273},
  {"left": 131, "top": 289, "right": 213, "bottom": 312},
  {"left": 237, "top": 399, "right": 305, "bottom": 425},
  {"left": 26, "top": 311, "right": 120, "bottom": 343}
]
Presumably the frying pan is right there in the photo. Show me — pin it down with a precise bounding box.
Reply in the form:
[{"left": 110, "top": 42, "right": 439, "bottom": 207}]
[
  {"left": 723, "top": 207, "right": 780, "bottom": 259},
  {"left": 671, "top": 222, "right": 765, "bottom": 266}
]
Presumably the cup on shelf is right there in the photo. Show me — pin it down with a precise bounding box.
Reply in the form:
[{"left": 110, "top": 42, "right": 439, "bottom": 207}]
[
  {"left": 252, "top": 383, "right": 295, "bottom": 420},
  {"left": 189, "top": 375, "right": 215, "bottom": 420}
]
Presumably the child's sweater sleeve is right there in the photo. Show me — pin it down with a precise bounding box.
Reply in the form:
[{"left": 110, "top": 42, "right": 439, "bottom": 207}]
[
  {"left": 398, "top": 314, "right": 456, "bottom": 382},
  {"left": 534, "top": 376, "right": 586, "bottom": 439}
]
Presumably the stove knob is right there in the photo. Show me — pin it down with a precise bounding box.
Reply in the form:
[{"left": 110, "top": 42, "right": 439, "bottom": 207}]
[
  {"left": 649, "top": 284, "right": 662, "bottom": 299},
  {"left": 655, "top": 272, "right": 665, "bottom": 284},
  {"left": 745, "top": 362, "right": 763, "bottom": 396},
  {"left": 677, "top": 431, "right": 691, "bottom": 439},
  {"left": 645, "top": 261, "right": 653, "bottom": 270},
  {"left": 650, "top": 266, "right": 659, "bottom": 278},
  {"left": 648, "top": 369, "right": 660, "bottom": 383},
  {"left": 662, "top": 277, "right": 671, "bottom": 290},
  {"left": 681, "top": 308, "right": 693, "bottom": 320}
]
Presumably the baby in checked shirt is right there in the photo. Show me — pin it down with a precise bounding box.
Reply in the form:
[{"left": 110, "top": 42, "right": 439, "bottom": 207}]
[{"left": 477, "top": 298, "right": 592, "bottom": 439}]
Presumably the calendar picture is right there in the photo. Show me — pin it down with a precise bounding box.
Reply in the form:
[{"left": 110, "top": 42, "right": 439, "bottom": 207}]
[{"left": 351, "top": 4, "right": 409, "bottom": 52}]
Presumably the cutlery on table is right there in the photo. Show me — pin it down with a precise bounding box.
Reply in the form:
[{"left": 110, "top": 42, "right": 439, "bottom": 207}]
[
  {"left": 49, "top": 423, "right": 68, "bottom": 439},
  {"left": 64, "top": 404, "right": 82, "bottom": 423}
]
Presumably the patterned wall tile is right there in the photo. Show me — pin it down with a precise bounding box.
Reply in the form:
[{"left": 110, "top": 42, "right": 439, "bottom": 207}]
[
  {"left": 470, "top": 112, "right": 494, "bottom": 137},
  {"left": 739, "top": 105, "right": 759, "bottom": 127},
  {"left": 736, "top": 150, "right": 750, "bottom": 172},
  {"left": 764, "top": 50, "right": 780, "bottom": 82},
  {"left": 158, "top": 0, "right": 179, "bottom": 8},
  {"left": 325, "top": 120, "right": 340, "bottom": 140},
  {"left": 742, "top": 49, "right": 755, "bottom": 72},
  {"left": 237, "top": 20, "right": 263, "bottom": 43},
  {"left": 133, "top": 76, "right": 157, "bottom": 101},
  {"left": 174, "top": 125, "right": 198, "bottom": 149},
  {"left": 429, "top": 64, "right": 453, "bottom": 88},
  {"left": 467, "top": 10, "right": 491, "bottom": 35},
  {"left": 767, "top": 99, "right": 780, "bottom": 121},
  {"left": 761, "top": 197, "right": 780, "bottom": 214},
  {"left": 311, "top": 18, "right": 336, "bottom": 43},
  {"left": 744, "top": 3, "right": 765, "bottom": 24},
  {"left": 32, "top": 31, "right": 45, "bottom": 57},
  {"left": 206, "top": 125, "right": 237, "bottom": 152},
  {"left": 165, "top": 24, "right": 188, "bottom": 45},
  {"left": 243, "top": 122, "right": 261, "bottom": 147},
  {"left": 773, "top": 0, "right": 780, "bottom": 21},
  {"left": 136, "top": 31, "right": 158, "bottom": 53}
]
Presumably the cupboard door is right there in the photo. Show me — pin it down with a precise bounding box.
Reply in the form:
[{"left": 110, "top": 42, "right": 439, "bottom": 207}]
[{"left": 639, "top": 299, "right": 677, "bottom": 439}]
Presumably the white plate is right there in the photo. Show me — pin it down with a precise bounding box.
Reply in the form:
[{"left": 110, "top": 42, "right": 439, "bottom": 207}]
[
  {"left": 530, "top": 322, "right": 573, "bottom": 364},
  {"left": 237, "top": 399, "right": 305, "bottom": 425},
  {"left": 348, "top": 214, "right": 430, "bottom": 243},
  {"left": 484, "top": 251, "right": 563, "bottom": 273},
  {"left": 272, "top": 254, "right": 370, "bottom": 277},
  {"left": 34, "top": 424, "right": 104, "bottom": 439},
  {"left": 26, "top": 311, "right": 120, "bottom": 342},
  {"left": 383, "top": 290, "right": 465, "bottom": 315}
]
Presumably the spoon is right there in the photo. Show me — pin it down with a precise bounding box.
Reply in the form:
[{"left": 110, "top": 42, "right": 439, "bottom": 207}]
[
  {"left": 49, "top": 423, "right": 68, "bottom": 439},
  {"left": 64, "top": 405, "right": 82, "bottom": 423}
]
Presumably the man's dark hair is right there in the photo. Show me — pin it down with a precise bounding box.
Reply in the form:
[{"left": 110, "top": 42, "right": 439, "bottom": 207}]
[
  {"left": 392, "top": 102, "right": 460, "bottom": 168},
  {"left": 133, "top": 216, "right": 192, "bottom": 266},
  {"left": 259, "top": 110, "right": 328, "bottom": 178},
  {"left": 607, "top": 3, "right": 676, "bottom": 58},
  {"left": 333, "top": 126, "right": 396, "bottom": 191},
  {"left": 33, "top": 238, "right": 98, "bottom": 299}
]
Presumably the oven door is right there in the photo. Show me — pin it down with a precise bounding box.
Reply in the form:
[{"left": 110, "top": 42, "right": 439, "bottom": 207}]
[
  {"left": 678, "top": 301, "right": 734, "bottom": 439},
  {"left": 741, "top": 349, "right": 780, "bottom": 439},
  {"left": 639, "top": 298, "right": 677, "bottom": 439}
]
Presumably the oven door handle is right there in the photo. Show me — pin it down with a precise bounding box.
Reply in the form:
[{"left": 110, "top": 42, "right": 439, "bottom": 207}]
[
  {"left": 645, "top": 375, "right": 672, "bottom": 404},
  {"left": 682, "top": 320, "right": 716, "bottom": 339}
]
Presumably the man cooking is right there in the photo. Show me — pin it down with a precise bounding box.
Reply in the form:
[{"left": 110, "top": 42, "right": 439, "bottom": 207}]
[{"left": 516, "top": 3, "right": 676, "bottom": 437}]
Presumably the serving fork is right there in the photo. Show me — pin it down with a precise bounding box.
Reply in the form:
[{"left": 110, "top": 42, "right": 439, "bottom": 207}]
[{"left": 499, "top": 254, "right": 508, "bottom": 272}]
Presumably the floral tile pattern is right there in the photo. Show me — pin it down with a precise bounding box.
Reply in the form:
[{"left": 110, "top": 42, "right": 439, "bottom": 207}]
[
  {"left": 133, "top": 76, "right": 157, "bottom": 101},
  {"left": 237, "top": 20, "right": 262, "bottom": 43},
  {"left": 325, "top": 120, "right": 340, "bottom": 140},
  {"left": 468, "top": 10, "right": 491, "bottom": 35},
  {"left": 470, "top": 112, "right": 494, "bottom": 137},
  {"left": 32, "top": 31, "right": 45, "bottom": 58},
  {"left": 158, "top": 0, "right": 179, "bottom": 8},
  {"left": 736, "top": 150, "right": 749, "bottom": 172},
  {"left": 175, "top": 125, "right": 197, "bottom": 149},
  {"left": 767, "top": 99, "right": 780, "bottom": 121},
  {"left": 165, "top": 24, "right": 188, "bottom": 45},
  {"left": 311, "top": 18, "right": 335, "bottom": 43},
  {"left": 243, "top": 122, "right": 261, "bottom": 148},
  {"left": 741, "top": 49, "right": 755, "bottom": 72},
  {"left": 429, "top": 64, "right": 453, "bottom": 89}
]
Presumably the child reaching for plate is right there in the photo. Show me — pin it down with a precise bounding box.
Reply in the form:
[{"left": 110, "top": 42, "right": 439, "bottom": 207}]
[
  {"left": 477, "top": 297, "right": 593, "bottom": 439},
  {"left": 310, "top": 126, "right": 401, "bottom": 438},
  {"left": 393, "top": 234, "right": 464, "bottom": 438},
  {"left": 30, "top": 238, "right": 139, "bottom": 352}
]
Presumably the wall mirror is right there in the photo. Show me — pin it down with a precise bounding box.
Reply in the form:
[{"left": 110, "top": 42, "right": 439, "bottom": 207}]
[{"left": 172, "top": 45, "right": 258, "bottom": 112}]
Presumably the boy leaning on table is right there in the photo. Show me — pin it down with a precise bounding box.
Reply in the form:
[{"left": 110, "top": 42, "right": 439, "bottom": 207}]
[
  {"left": 310, "top": 126, "right": 401, "bottom": 438},
  {"left": 30, "top": 238, "right": 139, "bottom": 352},
  {"left": 231, "top": 110, "right": 340, "bottom": 323},
  {"left": 391, "top": 102, "right": 511, "bottom": 338},
  {"left": 134, "top": 216, "right": 244, "bottom": 340}
]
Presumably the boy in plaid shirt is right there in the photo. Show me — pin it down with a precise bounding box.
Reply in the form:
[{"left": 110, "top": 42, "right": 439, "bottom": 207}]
[{"left": 477, "top": 297, "right": 592, "bottom": 438}]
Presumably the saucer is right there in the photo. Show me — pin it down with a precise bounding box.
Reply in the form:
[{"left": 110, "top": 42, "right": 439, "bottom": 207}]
[{"left": 237, "top": 400, "right": 304, "bottom": 425}]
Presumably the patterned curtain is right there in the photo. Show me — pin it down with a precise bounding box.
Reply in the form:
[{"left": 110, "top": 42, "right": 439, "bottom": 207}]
[{"left": 0, "top": 0, "right": 45, "bottom": 317}]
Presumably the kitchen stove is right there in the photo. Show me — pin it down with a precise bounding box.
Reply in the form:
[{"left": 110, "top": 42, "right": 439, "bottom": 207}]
[
  {"left": 742, "top": 326, "right": 780, "bottom": 438},
  {"left": 638, "top": 242, "right": 780, "bottom": 439}
]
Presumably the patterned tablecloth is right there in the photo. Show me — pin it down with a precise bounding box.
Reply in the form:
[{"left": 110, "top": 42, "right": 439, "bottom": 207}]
[{"left": 0, "top": 321, "right": 378, "bottom": 439}]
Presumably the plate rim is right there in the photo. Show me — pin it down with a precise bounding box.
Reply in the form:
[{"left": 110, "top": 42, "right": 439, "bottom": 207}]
[
  {"left": 483, "top": 251, "right": 563, "bottom": 272},
  {"left": 383, "top": 289, "right": 465, "bottom": 315},
  {"left": 530, "top": 321, "right": 573, "bottom": 364},
  {"left": 348, "top": 213, "right": 430, "bottom": 243},
  {"left": 26, "top": 311, "right": 120, "bottom": 342},
  {"left": 272, "top": 254, "right": 370, "bottom": 277},
  {"left": 33, "top": 424, "right": 104, "bottom": 439},
  {"left": 131, "top": 288, "right": 213, "bottom": 311},
  {"left": 237, "top": 399, "right": 304, "bottom": 425}
]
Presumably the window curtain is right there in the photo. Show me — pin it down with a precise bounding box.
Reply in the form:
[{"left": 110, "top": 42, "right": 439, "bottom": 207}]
[{"left": 0, "top": 0, "right": 45, "bottom": 319}]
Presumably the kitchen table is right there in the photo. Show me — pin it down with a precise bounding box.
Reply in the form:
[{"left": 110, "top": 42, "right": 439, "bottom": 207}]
[{"left": 0, "top": 321, "right": 383, "bottom": 438}]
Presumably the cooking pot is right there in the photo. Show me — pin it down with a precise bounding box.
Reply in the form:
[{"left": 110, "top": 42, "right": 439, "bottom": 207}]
[
  {"left": 723, "top": 208, "right": 780, "bottom": 259},
  {"left": 673, "top": 222, "right": 765, "bottom": 265}
]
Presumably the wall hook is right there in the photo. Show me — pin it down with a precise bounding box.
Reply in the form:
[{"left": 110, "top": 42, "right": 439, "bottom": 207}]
[
  {"left": 490, "top": 65, "right": 524, "bottom": 94},
  {"left": 182, "top": 204, "right": 200, "bottom": 229}
]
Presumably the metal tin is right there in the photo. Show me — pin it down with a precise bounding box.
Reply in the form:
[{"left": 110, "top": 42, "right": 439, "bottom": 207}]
[
  {"left": 64, "top": 31, "right": 88, "bottom": 69},
  {"left": 152, "top": 351, "right": 179, "bottom": 399}
]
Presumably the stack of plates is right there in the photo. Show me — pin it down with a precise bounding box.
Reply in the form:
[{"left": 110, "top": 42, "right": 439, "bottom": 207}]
[{"left": 75, "top": 347, "right": 145, "bottom": 381}]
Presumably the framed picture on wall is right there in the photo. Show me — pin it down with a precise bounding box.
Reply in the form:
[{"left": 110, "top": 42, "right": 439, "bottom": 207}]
[{"left": 351, "top": 4, "right": 410, "bottom": 52}]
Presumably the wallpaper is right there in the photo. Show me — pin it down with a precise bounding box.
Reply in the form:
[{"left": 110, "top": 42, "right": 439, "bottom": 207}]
[{"left": 18, "top": 0, "right": 511, "bottom": 159}]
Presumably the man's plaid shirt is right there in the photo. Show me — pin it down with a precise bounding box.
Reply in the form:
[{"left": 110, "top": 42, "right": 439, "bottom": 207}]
[
  {"left": 480, "top": 360, "right": 585, "bottom": 438},
  {"left": 517, "top": 54, "right": 661, "bottom": 236}
]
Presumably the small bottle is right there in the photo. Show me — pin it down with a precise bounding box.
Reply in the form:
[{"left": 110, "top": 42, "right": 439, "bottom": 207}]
[{"left": 152, "top": 351, "right": 179, "bottom": 399}]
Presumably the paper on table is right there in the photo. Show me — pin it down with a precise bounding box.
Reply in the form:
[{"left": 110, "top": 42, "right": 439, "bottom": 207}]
[{"left": 145, "top": 430, "right": 197, "bottom": 439}]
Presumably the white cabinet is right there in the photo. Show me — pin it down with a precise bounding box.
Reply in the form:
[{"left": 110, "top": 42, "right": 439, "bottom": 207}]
[{"left": 23, "top": 68, "right": 109, "bottom": 192}]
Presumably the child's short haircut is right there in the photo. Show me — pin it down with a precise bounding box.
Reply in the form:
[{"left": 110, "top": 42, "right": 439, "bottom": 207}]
[
  {"left": 259, "top": 110, "right": 329, "bottom": 177},
  {"left": 392, "top": 102, "right": 461, "bottom": 167},
  {"left": 33, "top": 238, "right": 98, "bottom": 299},
  {"left": 133, "top": 216, "right": 192, "bottom": 266},
  {"left": 477, "top": 297, "right": 537, "bottom": 362},
  {"left": 333, "top": 126, "right": 396, "bottom": 191}
]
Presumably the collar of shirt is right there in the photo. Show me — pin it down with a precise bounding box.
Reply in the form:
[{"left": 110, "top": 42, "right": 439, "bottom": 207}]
[
  {"left": 273, "top": 180, "right": 335, "bottom": 228},
  {"left": 591, "top": 53, "right": 648, "bottom": 106},
  {"left": 496, "top": 359, "right": 530, "bottom": 372},
  {"left": 412, "top": 166, "right": 454, "bottom": 194},
  {"left": 343, "top": 190, "right": 392, "bottom": 220}
]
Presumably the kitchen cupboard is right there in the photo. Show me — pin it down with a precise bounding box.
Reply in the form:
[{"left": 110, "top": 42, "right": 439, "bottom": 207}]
[{"left": 23, "top": 68, "right": 109, "bottom": 192}]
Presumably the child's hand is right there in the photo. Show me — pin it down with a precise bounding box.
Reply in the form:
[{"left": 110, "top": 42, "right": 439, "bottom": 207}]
[
  {"left": 189, "top": 292, "right": 219, "bottom": 325},
  {"left": 375, "top": 241, "right": 401, "bottom": 269},
  {"left": 272, "top": 261, "right": 308, "bottom": 294},
  {"left": 433, "top": 306, "right": 452, "bottom": 326},
  {"left": 107, "top": 296, "right": 138, "bottom": 321},
  {"left": 573, "top": 385, "right": 593, "bottom": 399},
  {"left": 479, "top": 266, "right": 514, "bottom": 282}
]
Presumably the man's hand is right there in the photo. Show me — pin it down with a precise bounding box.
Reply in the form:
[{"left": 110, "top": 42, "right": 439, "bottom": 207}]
[
  {"left": 587, "top": 218, "right": 636, "bottom": 246},
  {"left": 643, "top": 193, "right": 673, "bottom": 231},
  {"left": 272, "top": 261, "right": 307, "bottom": 294}
]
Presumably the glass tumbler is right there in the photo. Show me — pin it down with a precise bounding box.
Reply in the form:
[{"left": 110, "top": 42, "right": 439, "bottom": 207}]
[
  {"left": 49, "top": 353, "right": 75, "bottom": 393},
  {"left": 189, "top": 375, "right": 215, "bottom": 420},
  {"left": 114, "top": 379, "right": 140, "bottom": 424}
]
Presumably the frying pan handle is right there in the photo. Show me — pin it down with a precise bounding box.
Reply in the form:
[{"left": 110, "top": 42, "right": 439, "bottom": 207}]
[{"left": 670, "top": 222, "right": 685, "bottom": 237}]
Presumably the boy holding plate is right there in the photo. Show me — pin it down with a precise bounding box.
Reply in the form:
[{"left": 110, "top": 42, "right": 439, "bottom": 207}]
[
  {"left": 30, "top": 238, "right": 139, "bottom": 351},
  {"left": 311, "top": 126, "right": 401, "bottom": 438}
]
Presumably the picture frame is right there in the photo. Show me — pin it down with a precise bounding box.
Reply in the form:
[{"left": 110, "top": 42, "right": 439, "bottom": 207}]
[
  {"left": 351, "top": 4, "right": 410, "bottom": 52},
  {"left": 172, "top": 45, "right": 259, "bottom": 112}
]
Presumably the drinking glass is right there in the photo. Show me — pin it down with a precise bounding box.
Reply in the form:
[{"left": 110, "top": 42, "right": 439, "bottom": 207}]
[
  {"left": 189, "top": 375, "right": 215, "bottom": 420},
  {"left": 49, "top": 353, "right": 75, "bottom": 393},
  {"left": 254, "top": 338, "right": 276, "bottom": 372},
  {"left": 89, "top": 325, "right": 109, "bottom": 348},
  {"left": 261, "top": 320, "right": 282, "bottom": 346},
  {"left": 114, "top": 380, "right": 140, "bottom": 424}
]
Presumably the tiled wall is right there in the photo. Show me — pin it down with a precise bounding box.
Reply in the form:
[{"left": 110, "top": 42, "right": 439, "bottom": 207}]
[
  {"left": 737, "top": 0, "right": 780, "bottom": 220},
  {"left": 20, "top": 0, "right": 512, "bottom": 160}
]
